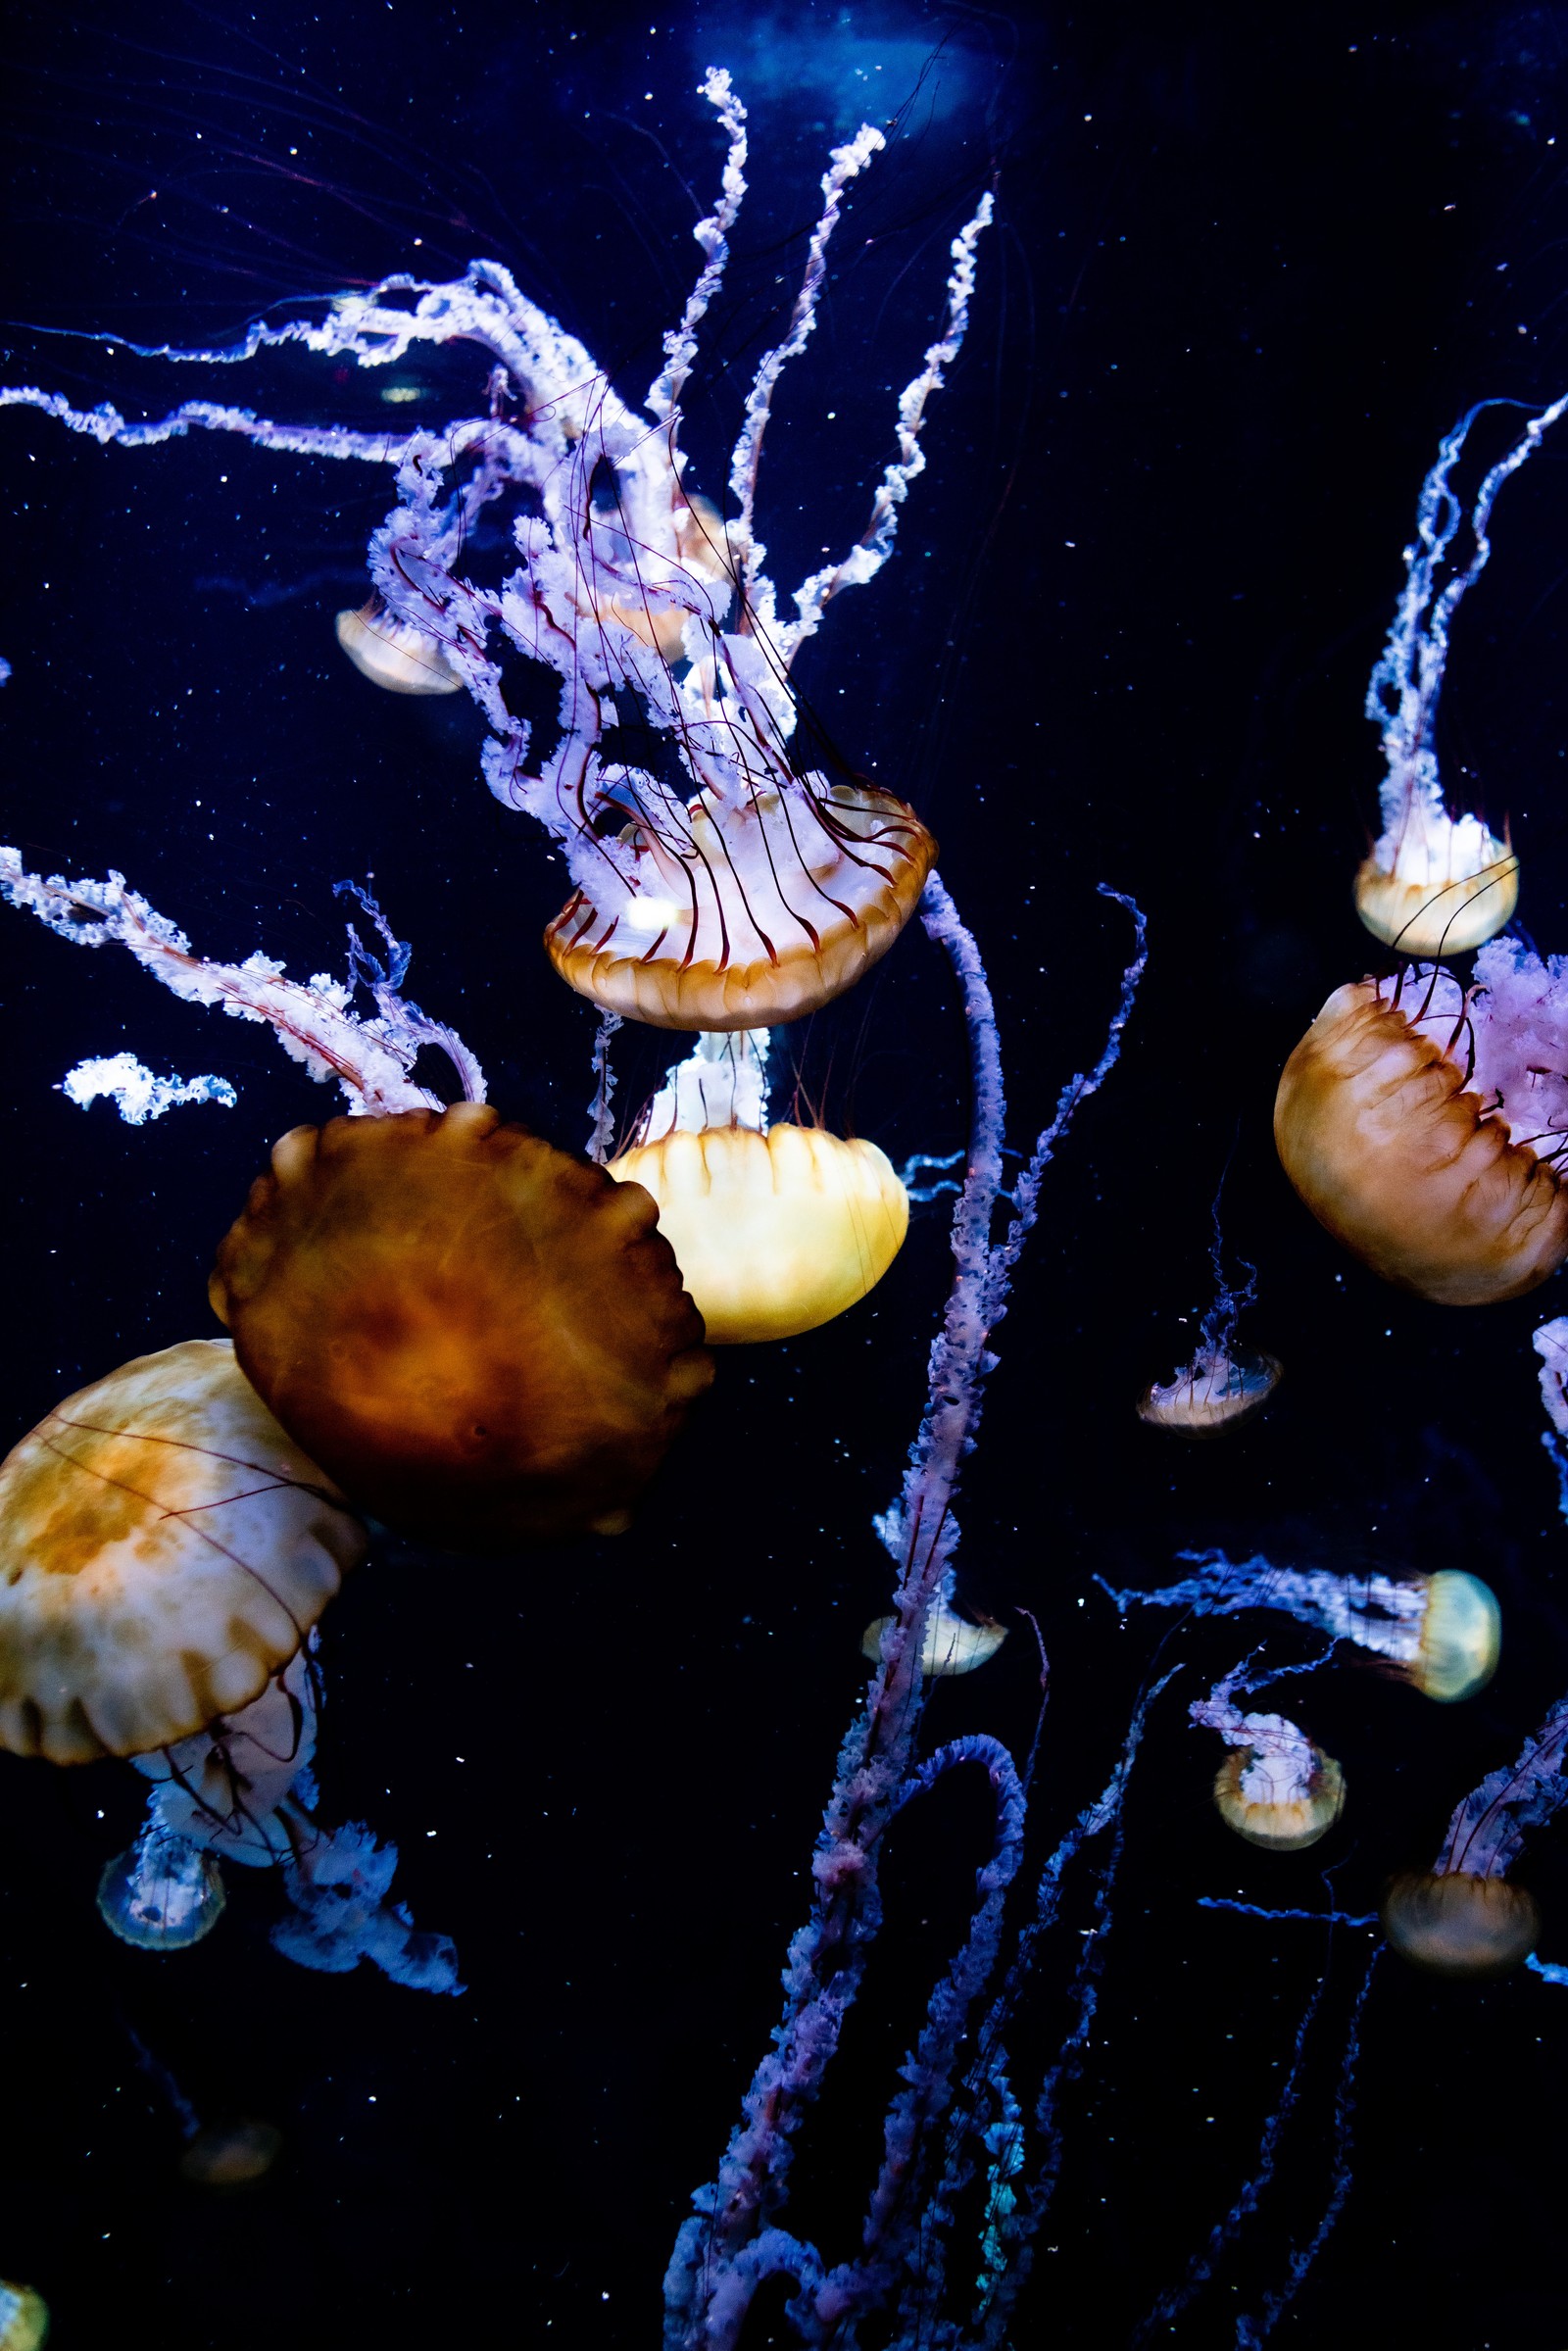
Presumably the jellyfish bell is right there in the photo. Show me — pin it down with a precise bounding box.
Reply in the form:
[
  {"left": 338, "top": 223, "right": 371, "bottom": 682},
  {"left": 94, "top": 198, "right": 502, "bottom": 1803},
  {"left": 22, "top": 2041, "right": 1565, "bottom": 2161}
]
[
  {"left": 1212, "top": 1736, "right": 1345, "bottom": 1852},
  {"left": 860, "top": 1593, "right": 1007, "bottom": 1678},
  {"left": 1137, "top": 1347, "right": 1282, "bottom": 1439},
  {"left": 1407, "top": 1569, "right": 1501, "bottom": 1702},
  {"left": 0, "top": 2280, "right": 48, "bottom": 2351},
  {"left": 1381, "top": 1868, "right": 1540, "bottom": 1977},
  {"left": 209, "top": 1101, "right": 713, "bottom": 1547},
  {"left": 179, "top": 2119, "right": 284, "bottom": 2189},
  {"left": 0, "top": 1339, "right": 364, "bottom": 1765},
  {"left": 546, "top": 778, "right": 938, "bottom": 1032},
  {"left": 1274, "top": 975, "right": 1568, "bottom": 1304},
  {"left": 97, "top": 1824, "right": 226, "bottom": 1953},
  {"left": 334, "top": 600, "right": 463, "bottom": 695},
  {"left": 1353, "top": 808, "right": 1518, "bottom": 958}
]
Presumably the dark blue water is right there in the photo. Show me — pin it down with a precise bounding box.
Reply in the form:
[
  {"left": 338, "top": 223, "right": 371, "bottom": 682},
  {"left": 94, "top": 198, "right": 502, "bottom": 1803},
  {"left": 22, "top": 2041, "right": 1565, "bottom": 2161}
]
[{"left": 2, "top": 4, "right": 1567, "bottom": 2344}]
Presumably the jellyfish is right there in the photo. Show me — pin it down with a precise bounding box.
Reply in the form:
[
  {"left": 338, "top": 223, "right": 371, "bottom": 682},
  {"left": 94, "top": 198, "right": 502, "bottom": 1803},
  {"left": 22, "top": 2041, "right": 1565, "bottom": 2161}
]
[
  {"left": 860, "top": 1591, "right": 1008, "bottom": 1678},
  {"left": 1138, "top": 1165, "right": 1280, "bottom": 1436},
  {"left": 0, "top": 2281, "right": 48, "bottom": 2351},
  {"left": 1352, "top": 397, "right": 1567, "bottom": 954},
  {"left": 605, "top": 1029, "right": 908, "bottom": 1343},
  {"left": 334, "top": 599, "right": 463, "bottom": 695},
  {"left": 209, "top": 1102, "right": 713, "bottom": 1546},
  {"left": 1100, "top": 1551, "right": 1500, "bottom": 1702},
  {"left": 1192, "top": 1689, "right": 1345, "bottom": 1851},
  {"left": 0, "top": 1338, "right": 364, "bottom": 1763},
  {"left": 0, "top": 72, "right": 989, "bottom": 1035},
  {"left": 1274, "top": 947, "right": 1568, "bottom": 1303},
  {"left": 1381, "top": 1692, "right": 1568, "bottom": 1978}
]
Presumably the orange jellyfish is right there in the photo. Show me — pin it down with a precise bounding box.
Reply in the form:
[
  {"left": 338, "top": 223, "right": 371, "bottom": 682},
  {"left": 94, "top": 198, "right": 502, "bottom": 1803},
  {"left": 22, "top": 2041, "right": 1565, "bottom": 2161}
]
[
  {"left": 605, "top": 1031, "right": 907, "bottom": 1343},
  {"left": 1381, "top": 1872, "right": 1540, "bottom": 1977},
  {"left": 1274, "top": 952, "right": 1568, "bottom": 1304},
  {"left": 209, "top": 1100, "right": 713, "bottom": 1546},
  {"left": 0, "top": 1338, "right": 364, "bottom": 1763}
]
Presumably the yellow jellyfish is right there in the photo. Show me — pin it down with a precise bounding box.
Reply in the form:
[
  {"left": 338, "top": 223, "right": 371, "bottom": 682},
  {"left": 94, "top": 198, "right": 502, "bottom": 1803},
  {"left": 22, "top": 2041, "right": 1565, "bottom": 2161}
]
[
  {"left": 1381, "top": 1870, "right": 1539, "bottom": 1977},
  {"left": 0, "top": 1340, "right": 365, "bottom": 1763},
  {"left": 860, "top": 1593, "right": 1008, "bottom": 1678},
  {"left": 334, "top": 600, "right": 464, "bottom": 695},
  {"left": 1274, "top": 978, "right": 1568, "bottom": 1304},
  {"left": 0, "top": 2280, "right": 48, "bottom": 2351},
  {"left": 1407, "top": 1569, "right": 1501, "bottom": 1701},
  {"left": 1194, "top": 1699, "right": 1345, "bottom": 1851},
  {"left": 1353, "top": 813, "right": 1518, "bottom": 958},
  {"left": 210, "top": 1102, "right": 712, "bottom": 1546},
  {"left": 606, "top": 1030, "right": 907, "bottom": 1343}
]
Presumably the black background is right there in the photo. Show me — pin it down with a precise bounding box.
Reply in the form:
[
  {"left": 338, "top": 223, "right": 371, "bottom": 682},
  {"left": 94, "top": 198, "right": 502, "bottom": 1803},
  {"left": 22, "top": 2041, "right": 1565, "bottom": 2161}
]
[{"left": 3, "top": 2, "right": 1568, "bottom": 2344}]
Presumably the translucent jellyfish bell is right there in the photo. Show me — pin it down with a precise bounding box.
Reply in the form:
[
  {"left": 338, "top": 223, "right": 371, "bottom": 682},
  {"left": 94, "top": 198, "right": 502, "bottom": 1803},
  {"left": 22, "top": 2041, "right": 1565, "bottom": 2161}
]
[
  {"left": 1138, "top": 1348, "right": 1281, "bottom": 1438},
  {"left": 860, "top": 1592, "right": 1008, "bottom": 1678},
  {"left": 1408, "top": 1569, "right": 1501, "bottom": 1701},
  {"left": 1193, "top": 1698, "right": 1345, "bottom": 1851},
  {"left": 97, "top": 1819, "right": 226, "bottom": 1951},
  {"left": 607, "top": 1031, "right": 907, "bottom": 1343},
  {"left": 0, "top": 1339, "right": 365, "bottom": 1762},
  {"left": 0, "top": 2279, "right": 49, "bottom": 2351},
  {"left": 209, "top": 1102, "right": 713, "bottom": 1546},
  {"left": 334, "top": 600, "right": 463, "bottom": 695},
  {"left": 1353, "top": 812, "right": 1518, "bottom": 958},
  {"left": 1274, "top": 970, "right": 1568, "bottom": 1304},
  {"left": 1382, "top": 1870, "right": 1540, "bottom": 1977}
]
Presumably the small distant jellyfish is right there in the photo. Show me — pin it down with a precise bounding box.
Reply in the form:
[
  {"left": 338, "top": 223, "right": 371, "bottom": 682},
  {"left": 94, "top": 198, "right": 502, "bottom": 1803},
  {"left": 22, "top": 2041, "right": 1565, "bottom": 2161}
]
[
  {"left": 0, "top": 1338, "right": 364, "bottom": 1762},
  {"left": 1101, "top": 1553, "right": 1500, "bottom": 1703},
  {"left": 1192, "top": 1691, "right": 1345, "bottom": 1851},
  {"left": 1351, "top": 398, "right": 1566, "bottom": 955},
  {"left": 1138, "top": 1182, "right": 1280, "bottom": 1437},
  {"left": 607, "top": 1030, "right": 908, "bottom": 1342},
  {"left": 208, "top": 1102, "right": 713, "bottom": 1545},
  {"left": 98, "top": 1821, "right": 227, "bottom": 1952},
  {"left": 1382, "top": 1691, "right": 1568, "bottom": 1978},
  {"left": 179, "top": 2120, "right": 284, "bottom": 2188},
  {"left": 1274, "top": 949, "right": 1568, "bottom": 1303},
  {"left": 334, "top": 599, "right": 464, "bottom": 694},
  {"left": 860, "top": 1591, "right": 1007, "bottom": 1678},
  {"left": 0, "top": 2280, "right": 48, "bottom": 2351}
]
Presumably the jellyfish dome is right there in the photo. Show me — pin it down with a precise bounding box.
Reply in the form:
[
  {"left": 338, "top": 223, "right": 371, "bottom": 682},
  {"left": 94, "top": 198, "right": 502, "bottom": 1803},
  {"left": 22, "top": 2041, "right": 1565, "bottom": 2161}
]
[
  {"left": 209, "top": 1102, "right": 713, "bottom": 1545},
  {"left": 1274, "top": 954, "right": 1568, "bottom": 1303},
  {"left": 334, "top": 600, "right": 464, "bottom": 696},
  {"left": 0, "top": 1339, "right": 364, "bottom": 1762},
  {"left": 97, "top": 1820, "right": 226, "bottom": 1952},
  {"left": 1137, "top": 1347, "right": 1281, "bottom": 1438},
  {"left": 1193, "top": 1698, "right": 1345, "bottom": 1851},
  {"left": 1353, "top": 808, "right": 1518, "bottom": 958},
  {"left": 0, "top": 2280, "right": 48, "bottom": 2351},
  {"left": 1381, "top": 1870, "right": 1540, "bottom": 1977},
  {"left": 1409, "top": 1568, "right": 1502, "bottom": 1701}
]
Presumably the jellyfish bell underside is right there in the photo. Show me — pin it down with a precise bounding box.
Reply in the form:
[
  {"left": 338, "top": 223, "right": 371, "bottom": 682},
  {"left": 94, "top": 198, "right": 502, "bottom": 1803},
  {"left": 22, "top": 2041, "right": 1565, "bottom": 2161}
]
[
  {"left": 0, "top": 2279, "right": 48, "bottom": 2351},
  {"left": 209, "top": 1102, "right": 713, "bottom": 1548},
  {"left": 609, "top": 1124, "right": 908, "bottom": 1344},
  {"left": 1382, "top": 1869, "right": 1540, "bottom": 1977},
  {"left": 546, "top": 781, "right": 938, "bottom": 1031},
  {"left": 334, "top": 601, "right": 463, "bottom": 695},
  {"left": 1212, "top": 1741, "right": 1345, "bottom": 1852},
  {"left": 1137, "top": 1347, "right": 1282, "bottom": 1438},
  {"left": 1411, "top": 1569, "right": 1502, "bottom": 1701},
  {"left": 97, "top": 1832, "right": 226, "bottom": 1952},
  {"left": 1353, "top": 814, "right": 1518, "bottom": 958},
  {"left": 0, "top": 1339, "right": 364, "bottom": 1765},
  {"left": 1274, "top": 979, "right": 1568, "bottom": 1304}
]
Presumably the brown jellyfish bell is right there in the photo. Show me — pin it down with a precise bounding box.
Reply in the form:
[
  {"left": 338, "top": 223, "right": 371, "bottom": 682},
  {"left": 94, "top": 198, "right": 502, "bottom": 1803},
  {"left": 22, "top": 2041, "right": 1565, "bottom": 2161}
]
[
  {"left": 0, "top": 1340, "right": 364, "bottom": 1765},
  {"left": 1138, "top": 1348, "right": 1282, "bottom": 1439},
  {"left": 179, "top": 2119, "right": 284, "bottom": 2188},
  {"left": 606, "top": 1031, "right": 907, "bottom": 1343},
  {"left": 1381, "top": 1870, "right": 1540, "bottom": 1978},
  {"left": 546, "top": 777, "right": 937, "bottom": 1032},
  {"left": 0, "top": 2280, "right": 48, "bottom": 2351},
  {"left": 1274, "top": 968, "right": 1568, "bottom": 1304},
  {"left": 209, "top": 1102, "right": 713, "bottom": 1547},
  {"left": 1353, "top": 809, "right": 1518, "bottom": 959},
  {"left": 334, "top": 599, "right": 463, "bottom": 696}
]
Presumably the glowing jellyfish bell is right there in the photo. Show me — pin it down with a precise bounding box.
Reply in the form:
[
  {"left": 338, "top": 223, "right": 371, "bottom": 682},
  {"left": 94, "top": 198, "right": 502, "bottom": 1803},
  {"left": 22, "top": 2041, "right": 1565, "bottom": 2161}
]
[
  {"left": 334, "top": 599, "right": 463, "bottom": 695},
  {"left": 1353, "top": 808, "right": 1517, "bottom": 959},
  {"left": 1192, "top": 1697, "right": 1345, "bottom": 1852},
  {"left": 1138, "top": 1348, "right": 1281, "bottom": 1439},
  {"left": 860, "top": 1592, "right": 1007, "bottom": 1678},
  {"left": 0, "top": 1339, "right": 364, "bottom": 1764},
  {"left": 1381, "top": 1870, "right": 1540, "bottom": 1978},
  {"left": 1275, "top": 946, "right": 1568, "bottom": 1304},
  {"left": 606, "top": 1032, "right": 907, "bottom": 1344},
  {"left": 1408, "top": 1567, "right": 1501, "bottom": 1701},
  {"left": 210, "top": 1101, "right": 713, "bottom": 1545}
]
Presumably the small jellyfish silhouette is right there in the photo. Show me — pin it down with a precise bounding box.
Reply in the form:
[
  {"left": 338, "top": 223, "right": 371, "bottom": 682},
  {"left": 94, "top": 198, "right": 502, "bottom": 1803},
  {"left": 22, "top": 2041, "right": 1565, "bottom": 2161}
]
[
  {"left": 209, "top": 1102, "right": 712, "bottom": 1546},
  {"left": 0, "top": 2279, "right": 48, "bottom": 2351},
  {"left": 179, "top": 2120, "right": 284, "bottom": 2188},
  {"left": 860, "top": 1592, "right": 1008, "bottom": 1678},
  {"left": 607, "top": 1032, "right": 907, "bottom": 1342},
  {"left": 334, "top": 600, "right": 463, "bottom": 695},
  {"left": 1274, "top": 956, "right": 1568, "bottom": 1303},
  {"left": 1193, "top": 1696, "right": 1345, "bottom": 1851},
  {"left": 1382, "top": 1871, "right": 1540, "bottom": 1976},
  {"left": 0, "top": 1338, "right": 365, "bottom": 1761}
]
